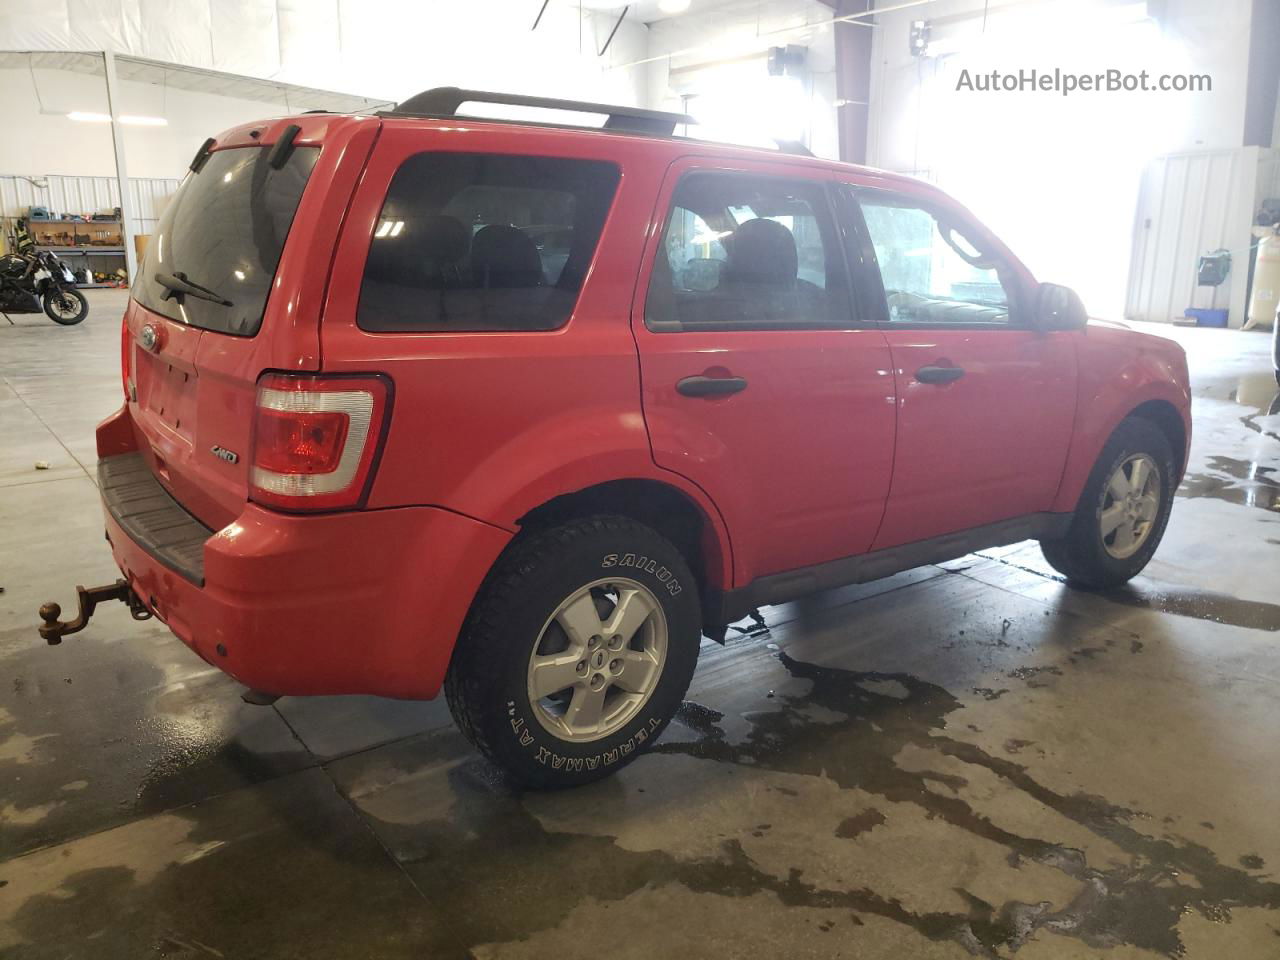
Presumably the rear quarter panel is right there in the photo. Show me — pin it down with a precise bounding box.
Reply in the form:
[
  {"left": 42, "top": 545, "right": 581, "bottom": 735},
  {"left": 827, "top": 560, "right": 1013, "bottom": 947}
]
[
  {"left": 320, "top": 122, "right": 736, "bottom": 591},
  {"left": 1050, "top": 323, "right": 1191, "bottom": 513}
]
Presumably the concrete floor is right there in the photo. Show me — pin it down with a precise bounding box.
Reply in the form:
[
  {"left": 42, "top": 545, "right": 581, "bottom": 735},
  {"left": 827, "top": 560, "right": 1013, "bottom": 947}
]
[{"left": 2, "top": 289, "right": 1279, "bottom": 959}]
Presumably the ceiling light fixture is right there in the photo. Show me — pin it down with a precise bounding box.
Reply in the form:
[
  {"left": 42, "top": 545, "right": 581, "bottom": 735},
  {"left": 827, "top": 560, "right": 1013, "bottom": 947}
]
[
  {"left": 65, "top": 111, "right": 168, "bottom": 126},
  {"left": 658, "top": 0, "right": 692, "bottom": 14}
]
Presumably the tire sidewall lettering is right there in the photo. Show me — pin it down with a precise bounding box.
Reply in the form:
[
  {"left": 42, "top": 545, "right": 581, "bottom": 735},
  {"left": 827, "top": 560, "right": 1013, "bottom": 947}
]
[
  {"left": 508, "top": 697, "right": 667, "bottom": 771},
  {"left": 601, "top": 552, "right": 682, "bottom": 596}
]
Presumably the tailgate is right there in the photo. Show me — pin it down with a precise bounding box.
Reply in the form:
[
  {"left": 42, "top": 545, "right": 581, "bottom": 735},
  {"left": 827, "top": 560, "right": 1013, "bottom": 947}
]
[{"left": 121, "top": 114, "right": 379, "bottom": 530}]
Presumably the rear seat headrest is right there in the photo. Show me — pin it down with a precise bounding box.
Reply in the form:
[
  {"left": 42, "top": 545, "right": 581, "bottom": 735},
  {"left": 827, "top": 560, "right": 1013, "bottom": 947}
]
[
  {"left": 416, "top": 215, "right": 469, "bottom": 265},
  {"left": 471, "top": 224, "right": 543, "bottom": 288}
]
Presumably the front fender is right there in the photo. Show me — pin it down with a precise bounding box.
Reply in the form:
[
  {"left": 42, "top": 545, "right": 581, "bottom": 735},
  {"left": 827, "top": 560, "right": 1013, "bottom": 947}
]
[{"left": 1051, "top": 328, "right": 1191, "bottom": 513}]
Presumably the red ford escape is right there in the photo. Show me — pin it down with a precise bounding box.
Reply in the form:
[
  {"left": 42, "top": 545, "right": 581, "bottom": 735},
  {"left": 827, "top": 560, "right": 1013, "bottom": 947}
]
[{"left": 40, "top": 88, "right": 1191, "bottom": 787}]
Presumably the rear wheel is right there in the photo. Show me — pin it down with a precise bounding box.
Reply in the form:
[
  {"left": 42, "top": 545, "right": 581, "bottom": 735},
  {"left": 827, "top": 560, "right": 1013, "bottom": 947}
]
[
  {"left": 445, "top": 515, "right": 701, "bottom": 788},
  {"left": 44, "top": 288, "right": 88, "bottom": 325},
  {"left": 1040, "top": 417, "right": 1175, "bottom": 588}
]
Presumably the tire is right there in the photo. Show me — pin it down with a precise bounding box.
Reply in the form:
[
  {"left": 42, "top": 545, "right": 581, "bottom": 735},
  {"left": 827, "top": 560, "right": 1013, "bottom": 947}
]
[
  {"left": 44, "top": 288, "right": 88, "bottom": 325},
  {"left": 445, "top": 515, "right": 701, "bottom": 788},
  {"left": 1040, "top": 416, "right": 1176, "bottom": 588}
]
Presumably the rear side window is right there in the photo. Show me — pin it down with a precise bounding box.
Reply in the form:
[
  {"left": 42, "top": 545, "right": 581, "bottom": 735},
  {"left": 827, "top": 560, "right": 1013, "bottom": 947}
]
[
  {"left": 358, "top": 153, "right": 620, "bottom": 332},
  {"left": 645, "top": 172, "right": 850, "bottom": 332},
  {"left": 133, "top": 145, "right": 318, "bottom": 336}
]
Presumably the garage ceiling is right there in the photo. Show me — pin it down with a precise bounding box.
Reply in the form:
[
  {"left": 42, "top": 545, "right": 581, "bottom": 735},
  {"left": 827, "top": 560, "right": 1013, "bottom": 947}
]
[
  {"left": 0, "top": 50, "right": 391, "bottom": 114},
  {"left": 579, "top": 0, "right": 755, "bottom": 25}
]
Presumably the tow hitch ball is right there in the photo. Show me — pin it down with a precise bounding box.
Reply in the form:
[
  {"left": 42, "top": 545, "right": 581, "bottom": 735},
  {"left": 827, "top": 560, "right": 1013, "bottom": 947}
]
[{"left": 38, "top": 579, "right": 152, "bottom": 645}]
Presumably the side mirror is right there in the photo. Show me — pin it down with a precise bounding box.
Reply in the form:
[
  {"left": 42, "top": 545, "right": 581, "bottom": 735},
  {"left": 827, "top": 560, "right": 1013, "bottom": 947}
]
[{"left": 1034, "top": 283, "right": 1087, "bottom": 331}]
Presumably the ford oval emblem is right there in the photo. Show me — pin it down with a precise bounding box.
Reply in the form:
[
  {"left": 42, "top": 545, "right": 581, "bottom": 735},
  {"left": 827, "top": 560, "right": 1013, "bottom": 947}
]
[{"left": 140, "top": 324, "right": 159, "bottom": 352}]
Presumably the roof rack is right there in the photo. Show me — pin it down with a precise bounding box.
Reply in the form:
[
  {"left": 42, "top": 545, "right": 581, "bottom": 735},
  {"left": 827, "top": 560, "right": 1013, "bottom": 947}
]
[{"left": 388, "top": 86, "right": 697, "bottom": 136}]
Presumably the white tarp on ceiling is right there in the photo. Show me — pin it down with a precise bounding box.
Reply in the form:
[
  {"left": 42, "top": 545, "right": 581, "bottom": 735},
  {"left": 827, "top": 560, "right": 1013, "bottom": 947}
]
[{"left": 0, "top": 0, "right": 651, "bottom": 105}]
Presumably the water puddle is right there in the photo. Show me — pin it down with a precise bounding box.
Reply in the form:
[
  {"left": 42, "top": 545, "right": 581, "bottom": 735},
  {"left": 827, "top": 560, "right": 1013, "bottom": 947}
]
[
  {"left": 656, "top": 652, "right": 1280, "bottom": 957},
  {"left": 1180, "top": 455, "right": 1279, "bottom": 511},
  {"left": 971, "top": 553, "right": 1280, "bottom": 631},
  {"left": 1092, "top": 584, "right": 1280, "bottom": 632}
]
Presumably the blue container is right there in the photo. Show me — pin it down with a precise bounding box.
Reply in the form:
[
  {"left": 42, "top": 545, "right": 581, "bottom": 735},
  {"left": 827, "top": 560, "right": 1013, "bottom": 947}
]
[{"left": 1184, "top": 308, "right": 1228, "bottom": 327}]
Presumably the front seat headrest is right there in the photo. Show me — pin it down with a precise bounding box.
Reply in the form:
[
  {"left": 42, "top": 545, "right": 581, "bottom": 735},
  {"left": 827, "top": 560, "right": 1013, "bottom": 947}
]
[
  {"left": 471, "top": 224, "right": 544, "bottom": 289},
  {"left": 724, "top": 218, "right": 798, "bottom": 287}
]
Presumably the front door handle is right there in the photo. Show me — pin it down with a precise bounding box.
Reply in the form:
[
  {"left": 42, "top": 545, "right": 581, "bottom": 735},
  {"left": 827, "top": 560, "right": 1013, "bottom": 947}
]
[
  {"left": 915, "top": 365, "right": 965, "bottom": 385},
  {"left": 676, "top": 375, "right": 748, "bottom": 397}
]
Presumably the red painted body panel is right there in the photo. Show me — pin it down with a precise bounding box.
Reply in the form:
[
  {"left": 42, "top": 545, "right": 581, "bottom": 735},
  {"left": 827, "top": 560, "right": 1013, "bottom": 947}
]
[
  {"left": 88, "top": 111, "right": 1191, "bottom": 700},
  {"left": 1050, "top": 322, "right": 1192, "bottom": 513},
  {"left": 320, "top": 120, "right": 737, "bottom": 589},
  {"left": 100, "top": 408, "right": 509, "bottom": 698},
  {"left": 124, "top": 115, "right": 378, "bottom": 530},
  {"left": 872, "top": 328, "right": 1078, "bottom": 548},
  {"left": 630, "top": 158, "right": 896, "bottom": 586}
]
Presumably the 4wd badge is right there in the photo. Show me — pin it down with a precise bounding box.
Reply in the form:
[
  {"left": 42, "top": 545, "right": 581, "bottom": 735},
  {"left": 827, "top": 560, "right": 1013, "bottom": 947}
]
[{"left": 211, "top": 445, "right": 239, "bottom": 464}]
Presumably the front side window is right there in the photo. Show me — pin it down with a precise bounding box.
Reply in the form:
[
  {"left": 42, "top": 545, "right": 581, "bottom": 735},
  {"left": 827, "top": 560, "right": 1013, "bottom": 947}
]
[
  {"left": 855, "top": 192, "right": 1015, "bottom": 325},
  {"left": 645, "top": 172, "right": 849, "bottom": 331},
  {"left": 133, "top": 145, "right": 318, "bottom": 336},
  {"left": 358, "top": 152, "right": 620, "bottom": 332}
]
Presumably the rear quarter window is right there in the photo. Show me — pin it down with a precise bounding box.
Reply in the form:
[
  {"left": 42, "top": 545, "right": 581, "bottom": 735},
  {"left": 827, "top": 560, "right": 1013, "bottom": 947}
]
[{"left": 357, "top": 152, "right": 621, "bottom": 333}]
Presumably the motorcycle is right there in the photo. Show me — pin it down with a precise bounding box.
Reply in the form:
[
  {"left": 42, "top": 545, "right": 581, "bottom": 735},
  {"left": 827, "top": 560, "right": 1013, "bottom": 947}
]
[
  {"left": 2, "top": 217, "right": 90, "bottom": 326},
  {"left": 0, "top": 247, "right": 89, "bottom": 326}
]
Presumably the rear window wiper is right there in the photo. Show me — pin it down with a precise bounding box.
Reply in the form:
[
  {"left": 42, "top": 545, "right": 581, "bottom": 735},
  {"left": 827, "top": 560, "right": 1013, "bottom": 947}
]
[{"left": 156, "top": 271, "right": 233, "bottom": 307}]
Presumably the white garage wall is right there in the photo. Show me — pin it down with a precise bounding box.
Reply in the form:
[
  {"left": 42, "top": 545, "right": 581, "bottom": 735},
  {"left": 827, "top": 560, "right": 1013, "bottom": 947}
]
[
  {"left": 0, "top": 64, "right": 307, "bottom": 179},
  {"left": 642, "top": 0, "right": 839, "bottom": 157},
  {"left": 866, "top": 0, "right": 1256, "bottom": 319},
  {"left": 0, "top": 0, "right": 650, "bottom": 106}
]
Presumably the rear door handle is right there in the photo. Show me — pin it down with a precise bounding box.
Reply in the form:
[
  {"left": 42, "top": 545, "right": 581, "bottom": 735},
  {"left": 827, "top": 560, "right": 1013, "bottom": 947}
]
[
  {"left": 676, "top": 375, "right": 748, "bottom": 397},
  {"left": 915, "top": 365, "right": 965, "bottom": 385}
]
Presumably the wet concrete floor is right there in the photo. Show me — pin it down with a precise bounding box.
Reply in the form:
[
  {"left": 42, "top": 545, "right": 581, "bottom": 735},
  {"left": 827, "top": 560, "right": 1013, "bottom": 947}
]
[{"left": 2, "top": 291, "right": 1279, "bottom": 958}]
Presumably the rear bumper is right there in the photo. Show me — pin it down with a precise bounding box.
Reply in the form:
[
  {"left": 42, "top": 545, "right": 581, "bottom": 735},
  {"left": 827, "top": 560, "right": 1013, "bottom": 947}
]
[{"left": 98, "top": 431, "right": 511, "bottom": 699}]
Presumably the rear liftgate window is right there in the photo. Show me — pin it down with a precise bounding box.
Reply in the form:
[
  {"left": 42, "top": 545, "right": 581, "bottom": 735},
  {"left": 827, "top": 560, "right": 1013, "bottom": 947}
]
[
  {"left": 357, "top": 152, "right": 621, "bottom": 332},
  {"left": 133, "top": 145, "right": 318, "bottom": 336}
]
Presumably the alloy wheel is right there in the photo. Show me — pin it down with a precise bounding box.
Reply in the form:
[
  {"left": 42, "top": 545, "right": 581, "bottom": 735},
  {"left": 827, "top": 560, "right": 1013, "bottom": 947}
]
[
  {"left": 526, "top": 577, "right": 668, "bottom": 742},
  {"left": 1099, "top": 453, "right": 1161, "bottom": 560}
]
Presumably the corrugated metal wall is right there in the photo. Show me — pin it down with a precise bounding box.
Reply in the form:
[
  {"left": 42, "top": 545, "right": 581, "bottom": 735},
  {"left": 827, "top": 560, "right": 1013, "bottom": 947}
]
[
  {"left": 1125, "top": 147, "right": 1276, "bottom": 327},
  {"left": 0, "top": 173, "right": 180, "bottom": 238}
]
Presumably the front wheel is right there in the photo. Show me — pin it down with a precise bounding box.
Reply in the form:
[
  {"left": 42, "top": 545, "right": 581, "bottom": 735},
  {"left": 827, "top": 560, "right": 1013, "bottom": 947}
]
[
  {"left": 1040, "top": 416, "right": 1176, "bottom": 588},
  {"left": 445, "top": 515, "right": 701, "bottom": 788},
  {"left": 44, "top": 288, "right": 88, "bottom": 325}
]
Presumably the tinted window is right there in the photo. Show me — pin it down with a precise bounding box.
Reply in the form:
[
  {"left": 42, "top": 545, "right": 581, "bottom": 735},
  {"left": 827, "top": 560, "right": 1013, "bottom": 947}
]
[
  {"left": 133, "top": 145, "right": 318, "bottom": 336},
  {"left": 646, "top": 173, "right": 848, "bottom": 331},
  {"left": 855, "top": 193, "right": 1014, "bottom": 325},
  {"left": 358, "top": 153, "right": 620, "bottom": 332}
]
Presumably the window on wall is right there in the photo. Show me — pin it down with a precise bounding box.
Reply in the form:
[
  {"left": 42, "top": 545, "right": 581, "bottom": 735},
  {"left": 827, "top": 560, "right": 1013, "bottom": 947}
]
[
  {"left": 358, "top": 152, "right": 620, "bottom": 332},
  {"left": 645, "top": 173, "right": 849, "bottom": 331},
  {"left": 854, "top": 192, "right": 1015, "bottom": 325}
]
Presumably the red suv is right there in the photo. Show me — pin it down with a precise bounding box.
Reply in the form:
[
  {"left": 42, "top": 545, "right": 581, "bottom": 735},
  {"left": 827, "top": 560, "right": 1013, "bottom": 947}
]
[{"left": 41, "top": 88, "right": 1190, "bottom": 787}]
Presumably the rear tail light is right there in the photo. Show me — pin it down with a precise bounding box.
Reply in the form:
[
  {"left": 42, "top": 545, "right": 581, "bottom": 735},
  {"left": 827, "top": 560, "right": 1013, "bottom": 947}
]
[
  {"left": 249, "top": 373, "right": 392, "bottom": 511},
  {"left": 121, "top": 316, "right": 132, "bottom": 399}
]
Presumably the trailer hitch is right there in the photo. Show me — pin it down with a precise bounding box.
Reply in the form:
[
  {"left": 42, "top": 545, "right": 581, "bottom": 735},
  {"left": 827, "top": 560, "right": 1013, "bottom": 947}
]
[{"left": 38, "top": 579, "right": 152, "bottom": 645}]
